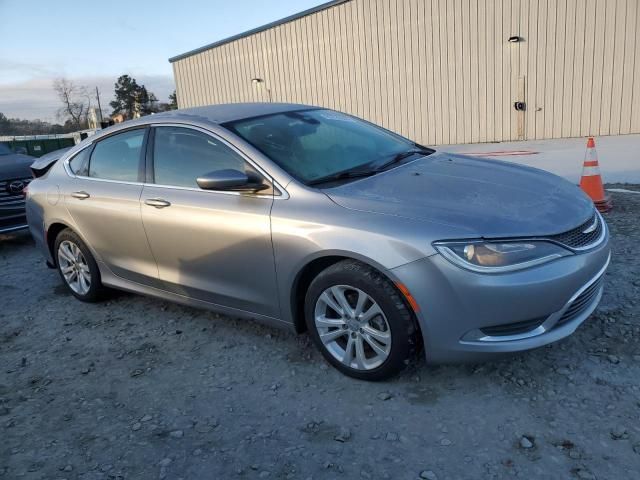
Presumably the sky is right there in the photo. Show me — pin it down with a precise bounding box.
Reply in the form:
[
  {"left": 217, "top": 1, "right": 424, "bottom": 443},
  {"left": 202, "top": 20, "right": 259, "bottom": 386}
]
[{"left": 0, "top": 0, "right": 327, "bottom": 122}]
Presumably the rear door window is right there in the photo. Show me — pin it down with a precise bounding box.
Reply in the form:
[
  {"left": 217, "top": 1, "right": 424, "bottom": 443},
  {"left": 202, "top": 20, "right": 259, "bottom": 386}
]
[
  {"left": 89, "top": 129, "right": 145, "bottom": 182},
  {"left": 68, "top": 147, "right": 91, "bottom": 176}
]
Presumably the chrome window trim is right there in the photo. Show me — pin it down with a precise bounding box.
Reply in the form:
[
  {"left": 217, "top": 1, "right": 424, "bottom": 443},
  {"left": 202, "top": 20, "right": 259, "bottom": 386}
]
[
  {"left": 139, "top": 181, "right": 286, "bottom": 199},
  {"left": 63, "top": 123, "right": 290, "bottom": 200},
  {"left": 63, "top": 143, "right": 144, "bottom": 186},
  {"left": 67, "top": 175, "right": 145, "bottom": 187},
  {"left": 64, "top": 127, "right": 147, "bottom": 184}
]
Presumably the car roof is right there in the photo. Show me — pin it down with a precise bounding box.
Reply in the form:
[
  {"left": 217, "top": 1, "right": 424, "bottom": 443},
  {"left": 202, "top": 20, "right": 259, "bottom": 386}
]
[{"left": 149, "top": 102, "right": 321, "bottom": 125}]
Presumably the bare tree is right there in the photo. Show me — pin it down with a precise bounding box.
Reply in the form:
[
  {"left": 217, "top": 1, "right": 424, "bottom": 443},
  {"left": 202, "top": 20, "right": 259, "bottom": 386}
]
[{"left": 53, "top": 78, "right": 91, "bottom": 128}]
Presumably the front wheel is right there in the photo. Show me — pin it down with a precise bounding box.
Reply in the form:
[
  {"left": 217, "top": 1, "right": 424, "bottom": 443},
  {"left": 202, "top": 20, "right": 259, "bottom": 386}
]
[
  {"left": 54, "top": 229, "right": 104, "bottom": 302},
  {"left": 304, "top": 260, "right": 419, "bottom": 381}
]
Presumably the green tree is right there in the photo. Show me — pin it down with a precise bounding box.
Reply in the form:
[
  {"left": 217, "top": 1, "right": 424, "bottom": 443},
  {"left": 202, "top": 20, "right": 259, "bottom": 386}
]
[
  {"left": 0, "top": 112, "right": 9, "bottom": 134},
  {"left": 110, "top": 75, "right": 158, "bottom": 119},
  {"left": 168, "top": 90, "right": 178, "bottom": 110},
  {"left": 154, "top": 91, "right": 178, "bottom": 113}
]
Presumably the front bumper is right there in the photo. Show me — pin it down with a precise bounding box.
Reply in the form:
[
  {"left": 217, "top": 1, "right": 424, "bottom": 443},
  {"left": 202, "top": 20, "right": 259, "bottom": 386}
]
[
  {"left": 391, "top": 235, "right": 611, "bottom": 364},
  {"left": 1, "top": 176, "right": 31, "bottom": 234},
  {"left": 0, "top": 213, "right": 28, "bottom": 234}
]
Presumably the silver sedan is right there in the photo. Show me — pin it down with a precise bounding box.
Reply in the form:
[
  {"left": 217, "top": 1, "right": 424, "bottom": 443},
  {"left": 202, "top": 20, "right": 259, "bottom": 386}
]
[{"left": 25, "top": 103, "right": 610, "bottom": 380}]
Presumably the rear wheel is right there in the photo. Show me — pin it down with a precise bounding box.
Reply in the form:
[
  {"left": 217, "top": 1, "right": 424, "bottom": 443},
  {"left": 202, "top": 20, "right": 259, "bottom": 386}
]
[
  {"left": 54, "top": 229, "right": 104, "bottom": 302},
  {"left": 304, "top": 260, "right": 419, "bottom": 381}
]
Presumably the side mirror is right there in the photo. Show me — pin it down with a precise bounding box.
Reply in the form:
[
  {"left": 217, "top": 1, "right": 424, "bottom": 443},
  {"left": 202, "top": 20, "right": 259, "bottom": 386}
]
[{"left": 196, "top": 169, "right": 269, "bottom": 192}]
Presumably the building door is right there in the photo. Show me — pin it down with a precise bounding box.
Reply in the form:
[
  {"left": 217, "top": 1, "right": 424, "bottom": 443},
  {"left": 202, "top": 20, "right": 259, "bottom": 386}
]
[{"left": 506, "top": 0, "right": 526, "bottom": 141}]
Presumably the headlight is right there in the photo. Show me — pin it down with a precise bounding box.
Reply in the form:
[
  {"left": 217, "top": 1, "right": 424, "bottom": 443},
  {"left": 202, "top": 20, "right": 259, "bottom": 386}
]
[{"left": 434, "top": 240, "right": 571, "bottom": 273}]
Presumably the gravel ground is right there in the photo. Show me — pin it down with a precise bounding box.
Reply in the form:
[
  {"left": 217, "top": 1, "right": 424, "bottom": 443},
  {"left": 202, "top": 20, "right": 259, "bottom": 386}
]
[{"left": 1, "top": 188, "right": 639, "bottom": 480}]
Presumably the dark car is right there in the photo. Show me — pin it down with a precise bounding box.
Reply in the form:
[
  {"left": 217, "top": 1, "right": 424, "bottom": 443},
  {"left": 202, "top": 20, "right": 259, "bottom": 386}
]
[{"left": 0, "top": 143, "right": 34, "bottom": 234}]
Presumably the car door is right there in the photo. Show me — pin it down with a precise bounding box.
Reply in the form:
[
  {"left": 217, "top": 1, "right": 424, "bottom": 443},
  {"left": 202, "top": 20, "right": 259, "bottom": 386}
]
[
  {"left": 140, "top": 125, "right": 279, "bottom": 317},
  {"left": 64, "top": 127, "right": 160, "bottom": 286}
]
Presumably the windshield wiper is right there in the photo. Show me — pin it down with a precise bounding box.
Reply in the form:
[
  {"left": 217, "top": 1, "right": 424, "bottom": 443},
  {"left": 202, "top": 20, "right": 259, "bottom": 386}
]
[
  {"left": 307, "top": 168, "right": 377, "bottom": 186},
  {"left": 372, "top": 147, "right": 433, "bottom": 172},
  {"left": 307, "top": 146, "right": 433, "bottom": 186}
]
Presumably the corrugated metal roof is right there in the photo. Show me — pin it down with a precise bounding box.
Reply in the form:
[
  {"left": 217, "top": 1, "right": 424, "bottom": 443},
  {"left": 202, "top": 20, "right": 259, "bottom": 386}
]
[{"left": 168, "top": 0, "right": 351, "bottom": 63}]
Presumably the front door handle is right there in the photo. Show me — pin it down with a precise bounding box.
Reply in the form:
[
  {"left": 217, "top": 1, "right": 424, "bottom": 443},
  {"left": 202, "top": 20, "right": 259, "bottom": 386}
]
[
  {"left": 71, "top": 191, "right": 90, "bottom": 199},
  {"left": 144, "top": 198, "right": 171, "bottom": 208}
]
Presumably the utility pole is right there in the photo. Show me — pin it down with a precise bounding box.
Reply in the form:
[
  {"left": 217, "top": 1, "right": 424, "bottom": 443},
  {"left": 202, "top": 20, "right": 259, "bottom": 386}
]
[{"left": 95, "top": 86, "right": 103, "bottom": 123}]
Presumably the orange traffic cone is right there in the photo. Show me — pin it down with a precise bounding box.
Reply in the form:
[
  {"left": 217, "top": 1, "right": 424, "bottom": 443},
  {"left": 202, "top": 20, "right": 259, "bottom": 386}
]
[{"left": 579, "top": 137, "right": 612, "bottom": 212}]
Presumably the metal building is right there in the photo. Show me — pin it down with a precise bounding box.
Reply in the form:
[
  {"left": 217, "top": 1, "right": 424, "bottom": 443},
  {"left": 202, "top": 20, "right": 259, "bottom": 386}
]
[{"left": 169, "top": 0, "right": 640, "bottom": 145}]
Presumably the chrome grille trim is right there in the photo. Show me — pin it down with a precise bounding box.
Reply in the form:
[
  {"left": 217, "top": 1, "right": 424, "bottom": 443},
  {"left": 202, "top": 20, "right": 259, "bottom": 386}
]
[
  {"left": 546, "top": 211, "right": 606, "bottom": 251},
  {"left": 0, "top": 223, "right": 29, "bottom": 234},
  {"left": 556, "top": 276, "right": 604, "bottom": 326},
  {"left": 0, "top": 177, "right": 31, "bottom": 208},
  {"left": 545, "top": 252, "right": 610, "bottom": 329},
  {"left": 479, "top": 316, "right": 547, "bottom": 337}
]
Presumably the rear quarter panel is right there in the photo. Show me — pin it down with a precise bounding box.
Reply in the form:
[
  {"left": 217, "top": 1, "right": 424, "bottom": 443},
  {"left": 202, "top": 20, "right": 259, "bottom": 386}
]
[{"left": 26, "top": 158, "right": 87, "bottom": 264}]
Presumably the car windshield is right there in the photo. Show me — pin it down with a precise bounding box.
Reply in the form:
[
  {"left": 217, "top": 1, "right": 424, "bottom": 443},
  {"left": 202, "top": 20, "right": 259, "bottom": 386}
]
[
  {"left": 0, "top": 143, "right": 13, "bottom": 156},
  {"left": 224, "top": 109, "right": 425, "bottom": 184}
]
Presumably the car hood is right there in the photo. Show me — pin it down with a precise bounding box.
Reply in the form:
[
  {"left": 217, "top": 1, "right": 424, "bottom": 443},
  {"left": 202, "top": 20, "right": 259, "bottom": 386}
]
[
  {"left": 324, "top": 152, "right": 595, "bottom": 238},
  {"left": 0, "top": 153, "right": 34, "bottom": 179}
]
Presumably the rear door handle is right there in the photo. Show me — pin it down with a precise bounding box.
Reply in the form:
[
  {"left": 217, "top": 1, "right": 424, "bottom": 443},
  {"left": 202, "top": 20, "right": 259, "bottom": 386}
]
[
  {"left": 144, "top": 198, "right": 171, "bottom": 208},
  {"left": 71, "top": 191, "right": 90, "bottom": 199}
]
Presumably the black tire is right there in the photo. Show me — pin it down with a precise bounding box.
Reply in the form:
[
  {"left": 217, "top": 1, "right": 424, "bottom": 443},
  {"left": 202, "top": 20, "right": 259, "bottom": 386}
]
[
  {"left": 54, "top": 228, "right": 105, "bottom": 302},
  {"left": 304, "top": 260, "right": 419, "bottom": 381}
]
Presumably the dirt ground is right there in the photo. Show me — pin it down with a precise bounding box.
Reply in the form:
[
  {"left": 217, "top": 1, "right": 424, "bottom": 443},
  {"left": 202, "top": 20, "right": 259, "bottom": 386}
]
[{"left": 1, "top": 187, "right": 639, "bottom": 480}]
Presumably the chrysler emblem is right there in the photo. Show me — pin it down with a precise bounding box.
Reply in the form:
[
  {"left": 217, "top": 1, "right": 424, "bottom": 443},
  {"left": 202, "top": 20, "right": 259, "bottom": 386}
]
[{"left": 582, "top": 217, "right": 598, "bottom": 234}]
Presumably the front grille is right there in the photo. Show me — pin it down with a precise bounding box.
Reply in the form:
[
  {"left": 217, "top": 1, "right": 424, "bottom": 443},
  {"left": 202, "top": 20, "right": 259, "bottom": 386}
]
[
  {"left": 480, "top": 316, "right": 547, "bottom": 337},
  {"left": 547, "top": 212, "right": 602, "bottom": 250},
  {"left": 0, "top": 214, "right": 27, "bottom": 230},
  {"left": 556, "top": 275, "right": 604, "bottom": 326},
  {"left": 0, "top": 177, "right": 31, "bottom": 209}
]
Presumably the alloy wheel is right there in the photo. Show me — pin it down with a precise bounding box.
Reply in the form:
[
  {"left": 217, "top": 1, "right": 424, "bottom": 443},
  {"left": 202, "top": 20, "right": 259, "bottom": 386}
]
[
  {"left": 57, "top": 240, "right": 91, "bottom": 295},
  {"left": 314, "top": 285, "right": 392, "bottom": 370}
]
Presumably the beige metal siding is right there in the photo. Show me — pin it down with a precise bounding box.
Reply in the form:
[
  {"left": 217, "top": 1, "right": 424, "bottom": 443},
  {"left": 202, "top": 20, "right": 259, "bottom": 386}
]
[{"left": 172, "top": 0, "right": 640, "bottom": 144}]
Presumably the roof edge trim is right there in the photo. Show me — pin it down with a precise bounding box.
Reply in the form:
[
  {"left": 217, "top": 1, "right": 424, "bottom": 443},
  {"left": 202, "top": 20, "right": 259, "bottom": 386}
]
[{"left": 168, "top": 0, "right": 351, "bottom": 63}]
